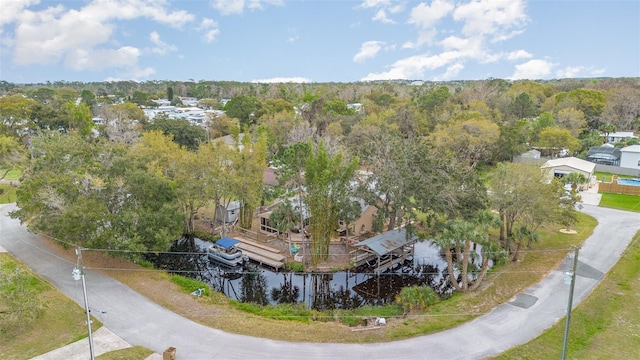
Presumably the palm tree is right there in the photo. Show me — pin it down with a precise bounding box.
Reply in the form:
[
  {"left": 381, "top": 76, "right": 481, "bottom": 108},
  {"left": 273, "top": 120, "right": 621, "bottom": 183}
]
[
  {"left": 434, "top": 210, "right": 503, "bottom": 292},
  {"left": 562, "top": 172, "right": 588, "bottom": 194},
  {"left": 268, "top": 200, "right": 298, "bottom": 253}
]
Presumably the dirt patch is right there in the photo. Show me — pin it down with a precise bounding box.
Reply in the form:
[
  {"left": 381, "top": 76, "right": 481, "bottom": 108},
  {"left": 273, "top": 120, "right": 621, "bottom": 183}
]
[{"left": 559, "top": 229, "right": 578, "bottom": 234}]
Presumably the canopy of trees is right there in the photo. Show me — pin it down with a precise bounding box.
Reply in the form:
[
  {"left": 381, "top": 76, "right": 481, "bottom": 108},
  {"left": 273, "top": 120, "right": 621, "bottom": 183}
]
[{"left": 5, "top": 77, "right": 638, "bottom": 293}]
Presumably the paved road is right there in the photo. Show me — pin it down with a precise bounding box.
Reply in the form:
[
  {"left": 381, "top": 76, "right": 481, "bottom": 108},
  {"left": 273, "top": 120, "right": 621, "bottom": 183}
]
[{"left": 1, "top": 203, "right": 638, "bottom": 359}]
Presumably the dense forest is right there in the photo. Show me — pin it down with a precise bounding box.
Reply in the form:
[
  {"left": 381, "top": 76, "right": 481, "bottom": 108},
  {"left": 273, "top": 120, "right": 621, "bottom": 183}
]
[{"left": 1, "top": 77, "right": 638, "bottom": 289}]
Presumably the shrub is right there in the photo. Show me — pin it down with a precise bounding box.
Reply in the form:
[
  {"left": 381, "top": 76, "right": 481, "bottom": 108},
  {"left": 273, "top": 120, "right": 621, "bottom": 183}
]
[
  {"left": 283, "top": 262, "right": 304, "bottom": 272},
  {"left": 395, "top": 285, "right": 440, "bottom": 313},
  {"left": 192, "top": 230, "right": 219, "bottom": 242}
]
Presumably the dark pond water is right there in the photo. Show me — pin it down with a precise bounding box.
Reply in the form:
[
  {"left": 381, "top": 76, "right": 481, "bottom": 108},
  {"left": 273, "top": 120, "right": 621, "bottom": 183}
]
[{"left": 145, "top": 237, "right": 488, "bottom": 310}]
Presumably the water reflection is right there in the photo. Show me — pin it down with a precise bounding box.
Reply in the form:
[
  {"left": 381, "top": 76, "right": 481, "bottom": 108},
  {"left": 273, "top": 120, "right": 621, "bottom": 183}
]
[{"left": 146, "top": 236, "right": 472, "bottom": 310}]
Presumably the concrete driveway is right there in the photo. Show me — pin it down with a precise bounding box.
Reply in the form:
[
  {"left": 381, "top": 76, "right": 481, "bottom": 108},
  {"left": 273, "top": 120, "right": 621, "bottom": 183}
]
[{"left": 1, "top": 203, "right": 638, "bottom": 359}]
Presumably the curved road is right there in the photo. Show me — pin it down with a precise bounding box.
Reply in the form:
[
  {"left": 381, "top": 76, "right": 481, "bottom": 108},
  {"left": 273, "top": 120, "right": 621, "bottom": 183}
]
[{"left": 1, "top": 203, "right": 639, "bottom": 359}]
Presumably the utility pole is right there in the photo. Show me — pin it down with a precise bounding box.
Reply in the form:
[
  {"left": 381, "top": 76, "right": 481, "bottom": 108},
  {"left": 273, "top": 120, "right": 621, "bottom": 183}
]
[
  {"left": 561, "top": 246, "right": 579, "bottom": 360},
  {"left": 73, "top": 248, "right": 95, "bottom": 360}
]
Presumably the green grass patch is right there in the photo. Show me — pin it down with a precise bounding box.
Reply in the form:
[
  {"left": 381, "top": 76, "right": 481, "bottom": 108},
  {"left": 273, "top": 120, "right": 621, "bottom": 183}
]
[
  {"left": 492, "top": 230, "right": 640, "bottom": 360},
  {"left": 0, "top": 169, "right": 21, "bottom": 181},
  {"left": 594, "top": 171, "right": 634, "bottom": 183},
  {"left": 0, "top": 183, "right": 18, "bottom": 204},
  {"left": 333, "top": 304, "right": 404, "bottom": 326},
  {"left": 96, "top": 346, "right": 155, "bottom": 360},
  {"left": 0, "top": 254, "right": 101, "bottom": 360},
  {"left": 599, "top": 192, "right": 640, "bottom": 212},
  {"left": 232, "top": 301, "right": 321, "bottom": 323},
  {"left": 169, "top": 275, "right": 210, "bottom": 296}
]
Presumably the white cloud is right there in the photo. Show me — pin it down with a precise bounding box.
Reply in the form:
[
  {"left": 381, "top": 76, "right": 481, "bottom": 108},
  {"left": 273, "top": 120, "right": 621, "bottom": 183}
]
[
  {"left": 211, "top": 0, "right": 245, "bottom": 15},
  {"left": 453, "top": 0, "right": 528, "bottom": 40},
  {"left": 372, "top": 9, "right": 394, "bottom": 24},
  {"left": 506, "top": 49, "right": 532, "bottom": 60},
  {"left": 359, "top": 0, "right": 404, "bottom": 23},
  {"left": 65, "top": 46, "right": 140, "bottom": 71},
  {"left": 148, "top": 31, "right": 176, "bottom": 55},
  {"left": 0, "top": 0, "right": 38, "bottom": 29},
  {"left": 408, "top": 0, "right": 454, "bottom": 29},
  {"left": 358, "top": 0, "right": 391, "bottom": 9},
  {"left": 436, "top": 62, "right": 464, "bottom": 80},
  {"left": 251, "top": 77, "right": 310, "bottom": 83},
  {"left": 556, "top": 66, "right": 606, "bottom": 78},
  {"left": 211, "top": 0, "right": 283, "bottom": 16},
  {"left": 198, "top": 18, "right": 220, "bottom": 43},
  {"left": 510, "top": 59, "right": 554, "bottom": 80},
  {"left": 362, "top": 51, "right": 463, "bottom": 81},
  {"left": 354, "top": 41, "right": 385, "bottom": 62},
  {"left": 8, "top": 0, "right": 195, "bottom": 75},
  {"left": 105, "top": 66, "right": 156, "bottom": 82}
]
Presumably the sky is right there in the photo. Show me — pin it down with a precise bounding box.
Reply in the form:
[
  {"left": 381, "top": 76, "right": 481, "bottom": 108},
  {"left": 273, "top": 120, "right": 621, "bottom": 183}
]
[{"left": 0, "top": 0, "right": 638, "bottom": 84}]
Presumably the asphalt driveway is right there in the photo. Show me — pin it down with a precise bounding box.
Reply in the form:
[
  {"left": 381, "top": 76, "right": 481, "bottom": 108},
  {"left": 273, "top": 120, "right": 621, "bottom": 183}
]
[{"left": 1, "top": 203, "right": 638, "bottom": 359}]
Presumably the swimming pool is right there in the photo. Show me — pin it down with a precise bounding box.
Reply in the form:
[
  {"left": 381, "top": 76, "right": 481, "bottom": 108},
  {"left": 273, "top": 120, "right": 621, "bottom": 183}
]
[{"left": 617, "top": 178, "right": 640, "bottom": 187}]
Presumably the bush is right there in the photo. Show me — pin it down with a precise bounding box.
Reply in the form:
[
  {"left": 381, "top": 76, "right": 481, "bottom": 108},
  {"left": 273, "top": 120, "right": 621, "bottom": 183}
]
[
  {"left": 192, "top": 230, "right": 219, "bottom": 242},
  {"left": 283, "top": 262, "right": 304, "bottom": 272},
  {"left": 395, "top": 285, "right": 440, "bottom": 313}
]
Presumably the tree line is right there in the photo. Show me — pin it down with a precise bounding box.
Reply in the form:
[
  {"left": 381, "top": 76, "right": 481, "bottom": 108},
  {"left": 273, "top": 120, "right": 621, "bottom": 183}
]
[{"left": 1, "top": 77, "right": 636, "bottom": 291}]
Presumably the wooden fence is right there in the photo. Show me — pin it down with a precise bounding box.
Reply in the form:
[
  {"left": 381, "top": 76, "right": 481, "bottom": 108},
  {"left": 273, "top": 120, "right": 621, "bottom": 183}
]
[{"left": 598, "top": 176, "right": 640, "bottom": 196}]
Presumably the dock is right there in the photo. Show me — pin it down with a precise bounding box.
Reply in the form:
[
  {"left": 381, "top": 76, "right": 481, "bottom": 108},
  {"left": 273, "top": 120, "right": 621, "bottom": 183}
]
[{"left": 235, "top": 237, "right": 286, "bottom": 270}]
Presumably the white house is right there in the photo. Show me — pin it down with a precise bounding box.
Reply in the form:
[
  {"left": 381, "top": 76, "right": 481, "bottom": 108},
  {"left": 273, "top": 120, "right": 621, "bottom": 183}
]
[
  {"left": 540, "top": 157, "right": 596, "bottom": 189},
  {"left": 620, "top": 145, "right": 640, "bottom": 170},
  {"left": 604, "top": 131, "right": 637, "bottom": 144}
]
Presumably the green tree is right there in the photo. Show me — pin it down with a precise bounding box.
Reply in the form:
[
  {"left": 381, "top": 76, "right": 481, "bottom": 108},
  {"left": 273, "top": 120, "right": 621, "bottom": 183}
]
[
  {"left": 598, "top": 122, "right": 617, "bottom": 143},
  {"left": 537, "top": 127, "right": 580, "bottom": 157},
  {"left": 555, "top": 88, "right": 605, "bottom": 129},
  {"left": 133, "top": 130, "right": 211, "bottom": 234},
  {"left": 434, "top": 210, "right": 503, "bottom": 292},
  {"left": 509, "top": 92, "right": 536, "bottom": 120},
  {"left": 430, "top": 113, "right": 500, "bottom": 167},
  {"left": 0, "top": 95, "right": 37, "bottom": 137},
  {"left": 224, "top": 95, "right": 262, "bottom": 127},
  {"left": 167, "top": 86, "right": 174, "bottom": 101},
  {"left": 0, "top": 135, "right": 27, "bottom": 180},
  {"left": 488, "top": 163, "right": 565, "bottom": 261},
  {"left": 233, "top": 132, "right": 268, "bottom": 230},
  {"left": 555, "top": 107, "right": 586, "bottom": 137},
  {"left": 131, "top": 90, "right": 149, "bottom": 106},
  {"left": 492, "top": 119, "right": 529, "bottom": 162},
  {"left": 276, "top": 141, "right": 312, "bottom": 237},
  {"left": 65, "top": 102, "right": 94, "bottom": 137},
  {"left": 145, "top": 116, "right": 206, "bottom": 151},
  {"left": 80, "top": 89, "right": 96, "bottom": 106},
  {"left": 304, "top": 140, "right": 359, "bottom": 264},
  {"left": 12, "top": 130, "right": 183, "bottom": 252}
]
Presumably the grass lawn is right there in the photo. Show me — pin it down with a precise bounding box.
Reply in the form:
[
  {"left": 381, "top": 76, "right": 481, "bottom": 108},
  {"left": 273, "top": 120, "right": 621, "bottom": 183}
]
[
  {"left": 491, "top": 230, "right": 640, "bottom": 359},
  {"left": 594, "top": 171, "right": 635, "bottom": 183},
  {"left": 599, "top": 192, "right": 640, "bottom": 212},
  {"left": 0, "top": 169, "right": 21, "bottom": 181},
  {"left": 0, "top": 254, "right": 101, "bottom": 360},
  {"left": 0, "top": 183, "right": 18, "bottom": 204},
  {"left": 96, "top": 346, "right": 154, "bottom": 359}
]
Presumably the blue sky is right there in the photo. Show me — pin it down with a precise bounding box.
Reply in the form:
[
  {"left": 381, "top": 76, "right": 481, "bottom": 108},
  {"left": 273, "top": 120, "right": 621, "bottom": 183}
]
[{"left": 1, "top": 0, "right": 638, "bottom": 84}]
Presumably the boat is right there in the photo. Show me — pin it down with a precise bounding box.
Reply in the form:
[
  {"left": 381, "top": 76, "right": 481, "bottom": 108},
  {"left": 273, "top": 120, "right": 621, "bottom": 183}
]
[{"left": 207, "top": 237, "right": 249, "bottom": 267}]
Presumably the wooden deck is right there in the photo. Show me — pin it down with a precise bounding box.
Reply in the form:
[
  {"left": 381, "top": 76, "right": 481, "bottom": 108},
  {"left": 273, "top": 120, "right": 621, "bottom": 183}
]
[{"left": 235, "top": 237, "right": 286, "bottom": 270}]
